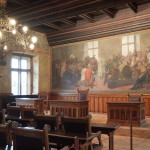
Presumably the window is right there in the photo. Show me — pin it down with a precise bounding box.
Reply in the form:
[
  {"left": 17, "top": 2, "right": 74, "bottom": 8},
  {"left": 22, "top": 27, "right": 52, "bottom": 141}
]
[
  {"left": 11, "top": 55, "right": 32, "bottom": 95},
  {"left": 122, "top": 35, "right": 136, "bottom": 56},
  {"left": 87, "top": 41, "right": 99, "bottom": 59}
]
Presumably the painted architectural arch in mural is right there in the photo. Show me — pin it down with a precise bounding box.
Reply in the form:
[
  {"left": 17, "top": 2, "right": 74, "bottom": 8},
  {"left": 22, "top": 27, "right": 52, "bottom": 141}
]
[{"left": 52, "top": 29, "right": 150, "bottom": 92}]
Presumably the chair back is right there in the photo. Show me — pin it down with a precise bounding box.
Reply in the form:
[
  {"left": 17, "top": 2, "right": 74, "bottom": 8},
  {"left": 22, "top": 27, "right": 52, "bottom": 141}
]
[
  {"left": 21, "top": 107, "right": 37, "bottom": 119},
  {"left": 12, "top": 122, "right": 49, "bottom": 150},
  {"left": 34, "top": 114, "right": 59, "bottom": 131},
  {"left": 0, "top": 120, "right": 12, "bottom": 148},
  {"left": 38, "top": 92, "right": 49, "bottom": 100},
  {"left": 77, "top": 89, "right": 89, "bottom": 101},
  {"left": 128, "top": 93, "right": 142, "bottom": 102},
  {"left": 0, "top": 109, "right": 6, "bottom": 124},
  {"left": 7, "top": 104, "right": 21, "bottom": 117},
  {"left": 61, "top": 114, "right": 92, "bottom": 135}
]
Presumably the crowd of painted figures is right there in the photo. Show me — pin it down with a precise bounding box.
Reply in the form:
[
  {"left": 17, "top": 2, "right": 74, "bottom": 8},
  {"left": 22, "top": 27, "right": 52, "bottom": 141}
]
[{"left": 52, "top": 50, "right": 150, "bottom": 90}]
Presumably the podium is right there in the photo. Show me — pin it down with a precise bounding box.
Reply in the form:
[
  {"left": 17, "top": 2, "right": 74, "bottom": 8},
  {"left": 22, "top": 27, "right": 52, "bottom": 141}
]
[
  {"left": 49, "top": 100, "right": 89, "bottom": 117},
  {"left": 107, "top": 102, "right": 145, "bottom": 126}
]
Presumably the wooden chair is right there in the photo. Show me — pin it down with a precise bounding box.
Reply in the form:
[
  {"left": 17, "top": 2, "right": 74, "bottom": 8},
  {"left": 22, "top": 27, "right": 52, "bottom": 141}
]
[
  {"left": 0, "top": 109, "right": 6, "bottom": 124},
  {"left": 77, "top": 89, "right": 89, "bottom": 101},
  {"left": 0, "top": 120, "right": 12, "bottom": 149},
  {"left": 33, "top": 113, "right": 59, "bottom": 131},
  {"left": 38, "top": 92, "right": 49, "bottom": 113},
  {"left": 11, "top": 122, "right": 50, "bottom": 150},
  {"left": 5, "top": 104, "right": 21, "bottom": 122},
  {"left": 60, "top": 114, "right": 102, "bottom": 150},
  {"left": 20, "top": 107, "right": 37, "bottom": 126},
  {"left": 128, "top": 93, "right": 143, "bottom": 102}
]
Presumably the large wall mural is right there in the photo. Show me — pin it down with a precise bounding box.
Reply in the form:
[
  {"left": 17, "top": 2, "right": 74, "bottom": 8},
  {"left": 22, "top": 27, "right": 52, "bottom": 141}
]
[{"left": 52, "top": 30, "right": 150, "bottom": 92}]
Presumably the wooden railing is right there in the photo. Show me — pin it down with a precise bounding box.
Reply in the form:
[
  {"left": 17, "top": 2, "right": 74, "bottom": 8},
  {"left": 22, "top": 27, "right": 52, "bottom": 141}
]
[{"left": 49, "top": 93, "right": 150, "bottom": 116}]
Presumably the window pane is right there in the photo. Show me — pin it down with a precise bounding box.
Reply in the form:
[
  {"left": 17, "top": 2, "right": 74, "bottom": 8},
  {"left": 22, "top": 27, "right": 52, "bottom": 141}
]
[
  {"left": 88, "top": 50, "right": 93, "bottom": 57},
  {"left": 21, "top": 59, "right": 27, "bottom": 69},
  {"left": 128, "top": 35, "right": 134, "bottom": 43},
  {"left": 21, "top": 72, "right": 28, "bottom": 95},
  {"left": 129, "top": 44, "right": 134, "bottom": 53},
  {"left": 93, "top": 49, "right": 98, "bottom": 59},
  {"left": 11, "top": 71, "right": 19, "bottom": 95},
  {"left": 21, "top": 58, "right": 30, "bottom": 69},
  {"left": 93, "top": 41, "right": 98, "bottom": 48},
  {"left": 122, "top": 36, "right": 127, "bottom": 44},
  {"left": 122, "top": 45, "right": 128, "bottom": 56},
  {"left": 11, "top": 58, "right": 19, "bottom": 68},
  {"left": 88, "top": 42, "right": 93, "bottom": 49}
]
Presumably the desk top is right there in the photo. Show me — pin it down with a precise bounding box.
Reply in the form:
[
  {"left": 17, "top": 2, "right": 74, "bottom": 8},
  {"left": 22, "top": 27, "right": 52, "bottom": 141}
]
[
  {"left": 15, "top": 98, "right": 43, "bottom": 101},
  {"left": 49, "top": 100, "right": 89, "bottom": 103},
  {"left": 91, "top": 123, "right": 120, "bottom": 134},
  {"left": 107, "top": 101, "right": 144, "bottom": 104}
]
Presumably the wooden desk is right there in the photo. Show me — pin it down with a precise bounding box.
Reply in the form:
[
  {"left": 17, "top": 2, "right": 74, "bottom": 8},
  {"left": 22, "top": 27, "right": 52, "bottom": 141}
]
[
  {"left": 15, "top": 98, "right": 44, "bottom": 114},
  {"left": 49, "top": 100, "right": 89, "bottom": 117},
  {"left": 107, "top": 102, "right": 145, "bottom": 126},
  {"left": 91, "top": 123, "right": 120, "bottom": 150}
]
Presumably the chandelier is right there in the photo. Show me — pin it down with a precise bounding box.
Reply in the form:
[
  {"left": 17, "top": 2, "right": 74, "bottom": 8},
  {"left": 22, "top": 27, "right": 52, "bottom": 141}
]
[{"left": 0, "top": 0, "right": 38, "bottom": 59}]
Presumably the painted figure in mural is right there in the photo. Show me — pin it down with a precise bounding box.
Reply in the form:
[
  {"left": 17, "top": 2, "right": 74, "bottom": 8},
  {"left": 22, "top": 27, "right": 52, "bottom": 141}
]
[
  {"left": 130, "top": 63, "right": 150, "bottom": 90},
  {"left": 121, "top": 62, "right": 132, "bottom": 79},
  {"left": 98, "top": 57, "right": 105, "bottom": 79},
  {"left": 85, "top": 64, "right": 94, "bottom": 87},
  {"left": 52, "top": 60, "right": 61, "bottom": 88},
  {"left": 103, "top": 59, "right": 111, "bottom": 85},
  {"left": 130, "top": 51, "right": 139, "bottom": 79},
  {"left": 80, "top": 64, "right": 87, "bottom": 85},
  {"left": 90, "top": 55, "right": 98, "bottom": 74},
  {"left": 147, "top": 48, "right": 150, "bottom": 63},
  {"left": 109, "top": 63, "right": 119, "bottom": 80}
]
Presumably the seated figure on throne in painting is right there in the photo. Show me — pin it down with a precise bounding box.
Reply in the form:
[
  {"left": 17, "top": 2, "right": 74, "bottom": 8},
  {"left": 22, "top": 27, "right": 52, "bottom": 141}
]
[{"left": 130, "top": 63, "right": 150, "bottom": 90}]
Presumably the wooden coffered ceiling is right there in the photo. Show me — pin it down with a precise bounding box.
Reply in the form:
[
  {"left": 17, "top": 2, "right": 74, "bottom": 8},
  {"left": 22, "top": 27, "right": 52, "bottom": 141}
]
[{"left": 7, "top": 0, "right": 150, "bottom": 46}]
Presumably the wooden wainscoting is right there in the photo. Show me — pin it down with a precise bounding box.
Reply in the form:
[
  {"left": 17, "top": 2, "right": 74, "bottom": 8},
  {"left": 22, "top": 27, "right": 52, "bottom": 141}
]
[
  {"left": 49, "top": 93, "right": 150, "bottom": 116},
  {"left": 143, "top": 94, "right": 150, "bottom": 116}
]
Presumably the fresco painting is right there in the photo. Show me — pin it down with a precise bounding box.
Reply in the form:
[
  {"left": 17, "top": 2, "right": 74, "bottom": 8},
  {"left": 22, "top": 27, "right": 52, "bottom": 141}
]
[{"left": 52, "top": 30, "right": 150, "bottom": 91}]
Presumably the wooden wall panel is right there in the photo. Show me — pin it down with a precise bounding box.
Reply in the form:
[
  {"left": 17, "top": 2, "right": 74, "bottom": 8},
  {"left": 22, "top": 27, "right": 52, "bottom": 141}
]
[{"left": 49, "top": 93, "right": 150, "bottom": 116}]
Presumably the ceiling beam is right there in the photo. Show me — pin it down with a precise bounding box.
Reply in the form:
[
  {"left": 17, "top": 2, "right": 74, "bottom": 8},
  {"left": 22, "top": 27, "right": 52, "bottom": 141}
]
[
  {"left": 44, "top": 23, "right": 61, "bottom": 31},
  {"left": 10, "top": 0, "right": 61, "bottom": 15},
  {"left": 19, "top": 0, "right": 133, "bottom": 26},
  {"left": 17, "top": 0, "right": 30, "bottom": 5},
  {"left": 126, "top": 2, "right": 137, "bottom": 13},
  {"left": 11, "top": 0, "right": 91, "bottom": 18},
  {"left": 61, "top": 19, "right": 76, "bottom": 26},
  {"left": 103, "top": 8, "right": 117, "bottom": 18},
  {"left": 79, "top": 14, "right": 94, "bottom": 23}
]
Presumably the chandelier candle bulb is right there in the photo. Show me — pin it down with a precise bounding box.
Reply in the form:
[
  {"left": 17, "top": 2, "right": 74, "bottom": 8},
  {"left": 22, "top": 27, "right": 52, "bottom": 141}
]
[
  {"left": 22, "top": 26, "right": 28, "bottom": 33},
  {"left": 10, "top": 19, "right": 16, "bottom": 26},
  {"left": 4, "top": 45, "right": 7, "bottom": 50},
  {"left": 31, "top": 36, "right": 37, "bottom": 43}
]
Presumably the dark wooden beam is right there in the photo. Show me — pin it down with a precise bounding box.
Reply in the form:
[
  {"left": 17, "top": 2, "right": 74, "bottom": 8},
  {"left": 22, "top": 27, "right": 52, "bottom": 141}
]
[
  {"left": 61, "top": 19, "right": 76, "bottom": 26},
  {"left": 44, "top": 23, "right": 61, "bottom": 31},
  {"left": 79, "top": 14, "right": 94, "bottom": 23},
  {"left": 19, "top": 0, "right": 133, "bottom": 26},
  {"left": 10, "top": 0, "right": 61, "bottom": 15},
  {"left": 103, "top": 8, "right": 117, "bottom": 18},
  {"left": 11, "top": 0, "right": 90, "bottom": 18},
  {"left": 17, "top": 0, "right": 30, "bottom": 5},
  {"left": 126, "top": 2, "right": 137, "bottom": 13}
]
